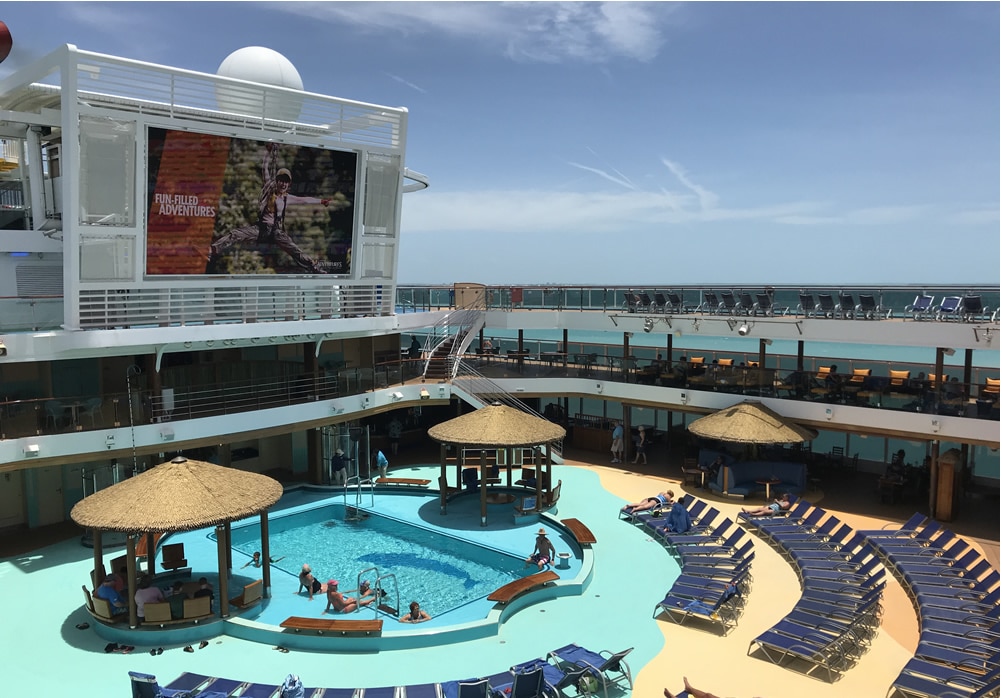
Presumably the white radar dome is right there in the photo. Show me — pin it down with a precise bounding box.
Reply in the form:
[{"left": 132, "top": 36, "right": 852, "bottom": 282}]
[{"left": 215, "top": 46, "right": 304, "bottom": 121}]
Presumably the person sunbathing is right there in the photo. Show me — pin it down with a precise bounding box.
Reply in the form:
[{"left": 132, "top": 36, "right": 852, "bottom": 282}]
[
  {"left": 743, "top": 493, "right": 792, "bottom": 517},
  {"left": 621, "top": 490, "right": 674, "bottom": 515},
  {"left": 664, "top": 677, "right": 722, "bottom": 698}
]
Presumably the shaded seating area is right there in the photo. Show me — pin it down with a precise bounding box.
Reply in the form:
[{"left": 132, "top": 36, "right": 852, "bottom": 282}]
[
  {"left": 71, "top": 456, "right": 283, "bottom": 629},
  {"left": 429, "top": 403, "right": 566, "bottom": 527}
]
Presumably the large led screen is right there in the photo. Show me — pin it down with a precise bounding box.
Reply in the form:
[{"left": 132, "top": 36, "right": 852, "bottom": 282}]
[{"left": 146, "top": 128, "right": 356, "bottom": 275}]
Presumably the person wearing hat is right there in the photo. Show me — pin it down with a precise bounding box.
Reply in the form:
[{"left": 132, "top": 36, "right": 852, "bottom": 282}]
[
  {"left": 94, "top": 575, "right": 128, "bottom": 615},
  {"left": 331, "top": 448, "right": 347, "bottom": 486},
  {"left": 632, "top": 425, "right": 648, "bottom": 465},
  {"left": 525, "top": 527, "right": 557, "bottom": 570},
  {"left": 205, "top": 141, "right": 339, "bottom": 275}
]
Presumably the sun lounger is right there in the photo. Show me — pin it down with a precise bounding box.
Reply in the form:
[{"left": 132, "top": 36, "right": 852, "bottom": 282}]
[
  {"left": 490, "top": 667, "right": 545, "bottom": 698},
  {"left": 548, "top": 644, "right": 632, "bottom": 698}
]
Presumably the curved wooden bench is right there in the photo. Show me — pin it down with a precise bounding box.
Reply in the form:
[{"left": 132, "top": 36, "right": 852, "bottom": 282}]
[
  {"left": 487, "top": 571, "right": 559, "bottom": 604},
  {"left": 280, "top": 616, "right": 383, "bottom": 635},
  {"left": 561, "top": 517, "right": 596, "bottom": 545}
]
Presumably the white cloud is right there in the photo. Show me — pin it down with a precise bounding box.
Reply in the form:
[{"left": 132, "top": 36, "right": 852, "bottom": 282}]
[
  {"left": 384, "top": 72, "right": 427, "bottom": 94},
  {"left": 400, "top": 187, "right": 991, "bottom": 237},
  {"left": 661, "top": 158, "right": 719, "bottom": 211},
  {"left": 566, "top": 161, "right": 636, "bottom": 190},
  {"left": 278, "top": 2, "right": 680, "bottom": 64}
]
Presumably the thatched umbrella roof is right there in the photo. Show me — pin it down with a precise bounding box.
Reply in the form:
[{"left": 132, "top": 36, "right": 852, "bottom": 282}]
[
  {"left": 70, "top": 456, "right": 283, "bottom": 533},
  {"left": 688, "top": 401, "right": 818, "bottom": 444},
  {"left": 428, "top": 403, "right": 565, "bottom": 446}
]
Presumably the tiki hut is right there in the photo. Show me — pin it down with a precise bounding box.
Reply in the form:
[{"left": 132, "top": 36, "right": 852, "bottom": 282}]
[
  {"left": 688, "top": 401, "right": 818, "bottom": 445},
  {"left": 688, "top": 401, "right": 818, "bottom": 494},
  {"left": 71, "top": 456, "right": 283, "bottom": 627},
  {"left": 427, "top": 403, "right": 566, "bottom": 525}
]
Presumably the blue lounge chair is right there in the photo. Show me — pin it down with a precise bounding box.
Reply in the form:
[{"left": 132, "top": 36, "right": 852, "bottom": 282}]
[
  {"left": 797, "top": 292, "right": 818, "bottom": 318},
  {"left": 936, "top": 296, "right": 963, "bottom": 321},
  {"left": 491, "top": 668, "right": 545, "bottom": 698},
  {"left": 701, "top": 291, "right": 722, "bottom": 314},
  {"left": 361, "top": 688, "right": 399, "bottom": 698},
  {"left": 891, "top": 667, "right": 999, "bottom": 698},
  {"left": 816, "top": 293, "right": 838, "bottom": 318},
  {"left": 510, "top": 658, "right": 590, "bottom": 698},
  {"left": 129, "top": 672, "right": 234, "bottom": 698},
  {"left": 548, "top": 644, "right": 633, "bottom": 698},
  {"left": 837, "top": 292, "right": 856, "bottom": 319},
  {"left": 749, "top": 628, "right": 850, "bottom": 682},
  {"left": 442, "top": 678, "right": 491, "bottom": 698},
  {"left": 166, "top": 673, "right": 246, "bottom": 697},
  {"left": 904, "top": 294, "right": 936, "bottom": 320},
  {"left": 676, "top": 539, "right": 754, "bottom": 567},
  {"left": 240, "top": 683, "right": 284, "bottom": 698},
  {"left": 961, "top": 295, "right": 992, "bottom": 323},
  {"left": 861, "top": 512, "right": 928, "bottom": 538},
  {"left": 402, "top": 685, "right": 441, "bottom": 698}
]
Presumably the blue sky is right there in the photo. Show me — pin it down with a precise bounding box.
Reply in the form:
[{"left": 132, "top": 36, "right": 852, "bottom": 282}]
[{"left": 1, "top": 2, "right": 998, "bottom": 285}]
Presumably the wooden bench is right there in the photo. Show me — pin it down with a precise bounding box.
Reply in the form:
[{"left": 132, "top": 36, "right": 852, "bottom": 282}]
[
  {"left": 377, "top": 477, "right": 431, "bottom": 487},
  {"left": 229, "top": 579, "right": 263, "bottom": 610},
  {"left": 280, "top": 616, "right": 383, "bottom": 635},
  {"left": 561, "top": 517, "right": 597, "bottom": 545},
  {"left": 487, "top": 571, "right": 559, "bottom": 604}
]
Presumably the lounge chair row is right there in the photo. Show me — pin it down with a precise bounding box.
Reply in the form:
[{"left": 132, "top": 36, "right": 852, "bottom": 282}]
[
  {"left": 861, "top": 514, "right": 1001, "bottom": 698},
  {"left": 740, "top": 503, "right": 886, "bottom": 682},
  {"left": 624, "top": 289, "right": 998, "bottom": 321},
  {"left": 636, "top": 497, "right": 753, "bottom": 634},
  {"left": 128, "top": 642, "right": 632, "bottom": 698}
]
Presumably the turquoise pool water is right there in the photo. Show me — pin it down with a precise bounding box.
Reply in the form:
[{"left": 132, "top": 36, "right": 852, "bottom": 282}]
[{"left": 228, "top": 502, "right": 525, "bottom": 618}]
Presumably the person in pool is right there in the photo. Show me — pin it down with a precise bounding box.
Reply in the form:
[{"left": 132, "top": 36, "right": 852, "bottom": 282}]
[
  {"left": 357, "top": 579, "right": 386, "bottom": 602},
  {"left": 297, "top": 564, "right": 326, "bottom": 600},
  {"left": 743, "top": 492, "right": 792, "bottom": 517},
  {"left": 621, "top": 489, "right": 674, "bottom": 515},
  {"left": 242, "top": 551, "right": 284, "bottom": 569},
  {"left": 399, "top": 600, "right": 431, "bottom": 623},
  {"left": 324, "top": 579, "right": 373, "bottom": 613}
]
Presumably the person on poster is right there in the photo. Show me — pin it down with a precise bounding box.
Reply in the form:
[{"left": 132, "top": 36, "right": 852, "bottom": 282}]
[{"left": 206, "top": 142, "right": 333, "bottom": 274}]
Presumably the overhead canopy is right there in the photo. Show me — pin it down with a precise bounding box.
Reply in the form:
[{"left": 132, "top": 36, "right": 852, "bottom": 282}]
[
  {"left": 688, "top": 401, "right": 818, "bottom": 445},
  {"left": 70, "top": 456, "right": 283, "bottom": 533},
  {"left": 428, "top": 402, "right": 566, "bottom": 446}
]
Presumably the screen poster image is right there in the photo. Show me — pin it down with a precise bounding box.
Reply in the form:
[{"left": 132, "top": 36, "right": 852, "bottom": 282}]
[{"left": 146, "top": 127, "right": 356, "bottom": 276}]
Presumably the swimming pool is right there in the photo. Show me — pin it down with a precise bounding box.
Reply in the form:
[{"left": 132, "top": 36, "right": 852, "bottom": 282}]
[{"left": 228, "top": 501, "right": 526, "bottom": 618}]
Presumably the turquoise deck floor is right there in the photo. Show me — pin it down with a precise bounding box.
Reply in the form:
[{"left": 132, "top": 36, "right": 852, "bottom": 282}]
[{"left": 0, "top": 464, "right": 678, "bottom": 695}]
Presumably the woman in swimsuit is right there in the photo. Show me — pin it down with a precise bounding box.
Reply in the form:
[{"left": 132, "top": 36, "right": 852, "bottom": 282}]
[
  {"left": 400, "top": 600, "right": 431, "bottom": 623},
  {"left": 621, "top": 490, "right": 674, "bottom": 515},
  {"left": 743, "top": 493, "right": 792, "bottom": 517},
  {"left": 298, "top": 564, "right": 326, "bottom": 600}
]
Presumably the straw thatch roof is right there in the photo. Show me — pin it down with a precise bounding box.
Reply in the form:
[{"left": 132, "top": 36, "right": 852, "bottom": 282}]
[
  {"left": 70, "top": 456, "right": 283, "bottom": 533},
  {"left": 688, "top": 401, "right": 818, "bottom": 444},
  {"left": 428, "top": 403, "right": 565, "bottom": 446}
]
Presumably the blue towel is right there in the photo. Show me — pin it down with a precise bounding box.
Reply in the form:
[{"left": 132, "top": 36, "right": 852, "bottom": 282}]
[{"left": 665, "top": 503, "right": 692, "bottom": 534}]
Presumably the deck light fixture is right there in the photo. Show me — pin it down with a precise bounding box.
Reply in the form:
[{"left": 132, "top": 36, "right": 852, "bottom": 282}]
[
  {"left": 391, "top": 391, "right": 404, "bottom": 401},
  {"left": 419, "top": 389, "right": 430, "bottom": 400},
  {"left": 942, "top": 348, "right": 956, "bottom": 356},
  {"left": 737, "top": 323, "right": 751, "bottom": 336},
  {"left": 643, "top": 318, "right": 655, "bottom": 333},
  {"left": 931, "top": 419, "right": 941, "bottom": 433},
  {"left": 0, "top": 340, "right": 7, "bottom": 356},
  {"left": 160, "top": 427, "right": 175, "bottom": 441},
  {"left": 23, "top": 444, "right": 39, "bottom": 457}
]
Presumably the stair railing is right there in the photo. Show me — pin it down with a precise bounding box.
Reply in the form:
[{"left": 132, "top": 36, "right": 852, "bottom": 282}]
[{"left": 451, "top": 359, "right": 563, "bottom": 458}]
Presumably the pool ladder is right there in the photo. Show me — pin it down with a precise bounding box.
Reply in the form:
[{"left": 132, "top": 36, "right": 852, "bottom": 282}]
[
  {"left": 357, "top": 566, "right": 400, "bottom": 618},
  {"left": 343, "top": 476, "right": 374, "bottom": 520}
]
